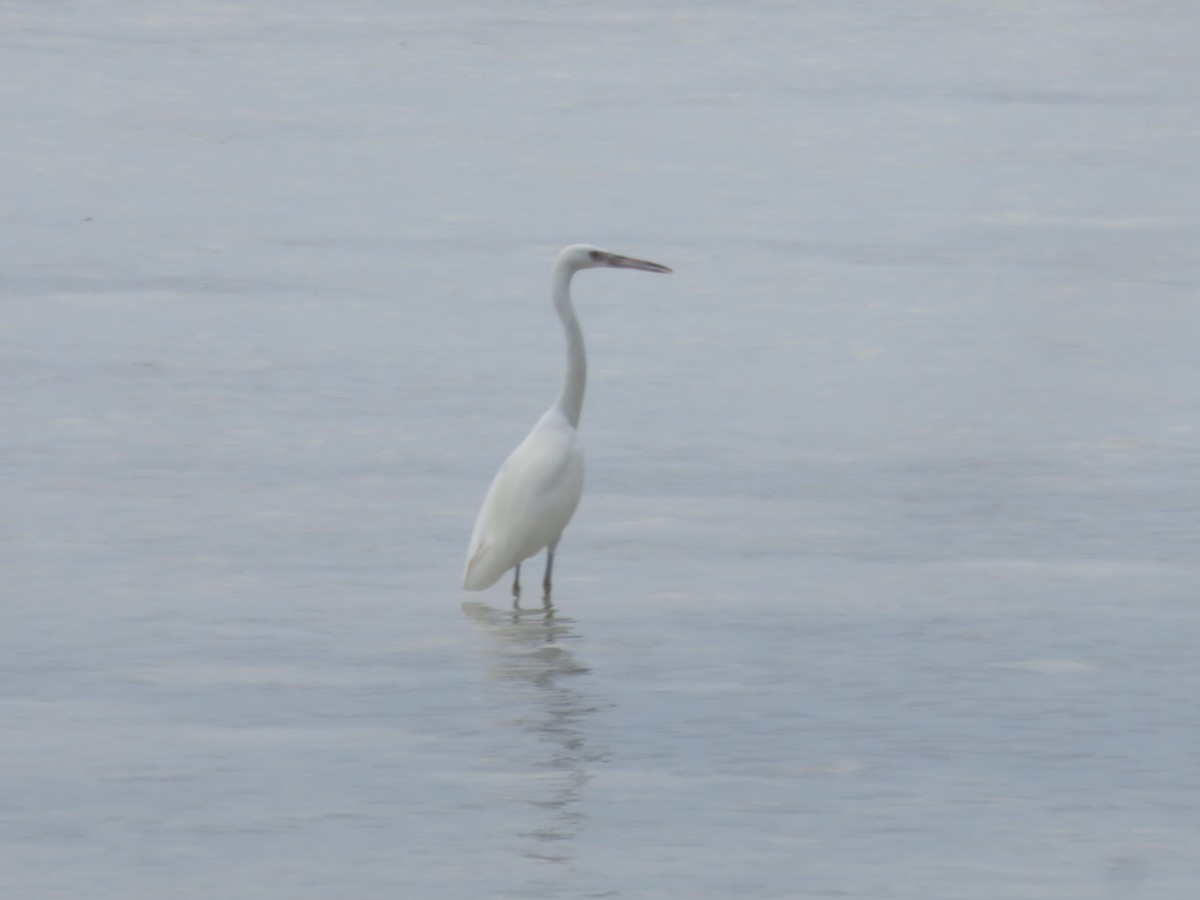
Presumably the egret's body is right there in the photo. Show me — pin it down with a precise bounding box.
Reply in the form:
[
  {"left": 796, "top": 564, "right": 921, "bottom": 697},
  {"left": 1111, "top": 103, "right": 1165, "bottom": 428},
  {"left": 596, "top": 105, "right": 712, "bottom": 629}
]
[{"left": 463, "top": 244, "right": 671, "bottom": 602}]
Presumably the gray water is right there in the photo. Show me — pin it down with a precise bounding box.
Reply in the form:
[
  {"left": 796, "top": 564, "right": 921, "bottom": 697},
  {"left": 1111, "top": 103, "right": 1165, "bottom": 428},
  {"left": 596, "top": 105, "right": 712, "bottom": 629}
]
[{"left": 3, "top": 2, "right": 1199, "bottom": 897}]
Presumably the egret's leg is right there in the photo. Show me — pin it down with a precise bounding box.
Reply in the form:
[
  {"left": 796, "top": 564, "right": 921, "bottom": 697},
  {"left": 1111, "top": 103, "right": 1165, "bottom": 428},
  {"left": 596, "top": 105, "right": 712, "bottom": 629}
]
[
  {"left": 511, "top": 564, "right": 521, "bottom": 600},
  {"left": 542, "top": 542, "right": 557, "bottom": 602}
]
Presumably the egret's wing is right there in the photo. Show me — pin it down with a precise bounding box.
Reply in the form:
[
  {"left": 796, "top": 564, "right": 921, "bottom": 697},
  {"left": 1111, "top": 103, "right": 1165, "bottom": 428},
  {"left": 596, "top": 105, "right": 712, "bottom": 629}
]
[{"left": 462, "top": 411, "right": 584, "bottom": 590}]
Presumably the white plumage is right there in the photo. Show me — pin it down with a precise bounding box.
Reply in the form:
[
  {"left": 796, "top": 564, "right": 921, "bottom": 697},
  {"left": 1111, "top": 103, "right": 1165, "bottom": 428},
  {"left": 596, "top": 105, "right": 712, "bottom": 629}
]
[
  {"left": 462, "top": 409, "right": 584, "bottom": 591},
  {"left": 462, "top": 244, "right": 672, "bottom": 603}
]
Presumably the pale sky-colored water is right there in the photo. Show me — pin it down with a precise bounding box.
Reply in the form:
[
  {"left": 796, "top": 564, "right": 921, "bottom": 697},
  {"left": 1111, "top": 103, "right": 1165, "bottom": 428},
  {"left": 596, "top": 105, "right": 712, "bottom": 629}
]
[{"left": 3, "top": 2, "right": 1199, "bottom": 898}]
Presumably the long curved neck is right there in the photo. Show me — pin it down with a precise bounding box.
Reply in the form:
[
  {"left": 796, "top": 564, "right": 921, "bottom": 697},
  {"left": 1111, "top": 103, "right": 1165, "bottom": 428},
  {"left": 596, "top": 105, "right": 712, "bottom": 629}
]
[{"left": 551, "top": 260, "right": 586, "bottom": 428}]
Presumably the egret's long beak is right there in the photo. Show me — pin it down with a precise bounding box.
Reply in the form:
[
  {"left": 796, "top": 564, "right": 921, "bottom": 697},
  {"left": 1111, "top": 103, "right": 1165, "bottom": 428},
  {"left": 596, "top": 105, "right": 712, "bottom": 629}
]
[{"left": 598, "top": 252, "right": 673, "bottom": 274}]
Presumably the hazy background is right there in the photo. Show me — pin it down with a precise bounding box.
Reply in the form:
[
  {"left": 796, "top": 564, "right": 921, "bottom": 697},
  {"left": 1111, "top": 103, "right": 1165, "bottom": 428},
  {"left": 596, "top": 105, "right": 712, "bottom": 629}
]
[{"left": 3, "top": 2, "right": 1198, "bottom": 897}]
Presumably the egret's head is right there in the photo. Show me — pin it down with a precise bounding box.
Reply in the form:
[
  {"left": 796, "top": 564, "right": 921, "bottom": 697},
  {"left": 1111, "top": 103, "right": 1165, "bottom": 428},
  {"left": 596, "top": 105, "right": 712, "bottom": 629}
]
[{"left": 559, "top": 244, "right": 672, "bottom": 274}]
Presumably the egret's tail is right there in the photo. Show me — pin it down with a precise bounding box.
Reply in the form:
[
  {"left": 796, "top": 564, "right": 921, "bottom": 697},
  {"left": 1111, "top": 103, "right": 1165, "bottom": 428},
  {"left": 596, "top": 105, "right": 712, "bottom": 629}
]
[{"left": 462, "top": 540, "right": 506, "bottom": 591}]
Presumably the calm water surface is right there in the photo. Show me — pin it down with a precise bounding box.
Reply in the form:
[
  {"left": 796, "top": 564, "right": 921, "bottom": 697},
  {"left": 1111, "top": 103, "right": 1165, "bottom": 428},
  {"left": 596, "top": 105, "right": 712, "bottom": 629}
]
[{"left": 3, "top": 2, "right": 1198, "bottom": 897}]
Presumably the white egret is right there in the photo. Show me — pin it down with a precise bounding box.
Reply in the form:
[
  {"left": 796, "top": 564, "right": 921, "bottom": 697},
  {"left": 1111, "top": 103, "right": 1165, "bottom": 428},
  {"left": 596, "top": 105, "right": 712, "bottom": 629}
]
[{"left": 462, "top": 244, "right": 672, "bottom": 604}]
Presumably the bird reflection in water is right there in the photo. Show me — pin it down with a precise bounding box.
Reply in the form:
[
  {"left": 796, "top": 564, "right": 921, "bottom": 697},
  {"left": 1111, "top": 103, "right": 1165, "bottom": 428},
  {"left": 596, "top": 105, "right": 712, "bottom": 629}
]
[{"left": 461, "top": 601, "right": 609, "bottom": 864}]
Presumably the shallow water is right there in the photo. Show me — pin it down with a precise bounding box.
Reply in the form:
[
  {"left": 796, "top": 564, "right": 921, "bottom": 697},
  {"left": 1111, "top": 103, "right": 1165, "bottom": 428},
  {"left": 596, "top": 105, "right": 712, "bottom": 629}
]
[{"left": 3, "top": 2, "right": 1199, "bottom": 897}]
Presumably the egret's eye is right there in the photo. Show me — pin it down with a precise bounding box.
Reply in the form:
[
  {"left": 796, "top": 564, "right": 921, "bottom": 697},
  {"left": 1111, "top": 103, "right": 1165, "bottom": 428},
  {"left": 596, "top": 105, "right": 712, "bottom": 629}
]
[{"left": 589, "top": 250, "right": 604, "bottom": 262}]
